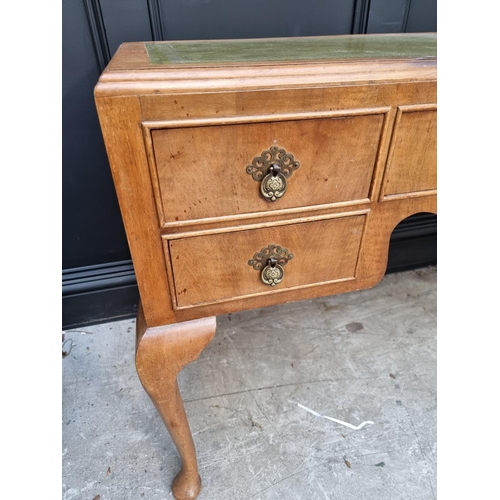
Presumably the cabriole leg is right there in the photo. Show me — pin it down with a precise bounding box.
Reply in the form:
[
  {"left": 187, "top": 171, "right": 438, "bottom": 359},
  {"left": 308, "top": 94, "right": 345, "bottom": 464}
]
[{"left": 135, "top": 306, "right": 216, "bottom": 500}]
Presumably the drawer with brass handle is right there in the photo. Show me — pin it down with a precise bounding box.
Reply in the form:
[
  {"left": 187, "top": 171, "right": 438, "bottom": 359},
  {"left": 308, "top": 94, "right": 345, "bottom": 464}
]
[
  {"left": 165, "top": 214, "right": 366, "bottom": 309},
  {"left": 148, "top": 113, "right": 385, "bottom": 225}
]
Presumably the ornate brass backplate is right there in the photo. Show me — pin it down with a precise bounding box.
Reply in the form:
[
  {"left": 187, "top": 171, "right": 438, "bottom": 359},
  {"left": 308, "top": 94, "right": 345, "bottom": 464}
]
[
  {"left": 246, "top": 146, "right": 300, "bottom": 201},
  {"left": 248, "top": 244, "right": 294, "bottom": 286}
]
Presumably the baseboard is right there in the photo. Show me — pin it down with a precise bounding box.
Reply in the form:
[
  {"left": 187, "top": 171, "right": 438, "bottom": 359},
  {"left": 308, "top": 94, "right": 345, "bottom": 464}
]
[
  {"left": 62, "top": 260, "right": 139, "bottom": 330},
  {"left": 386, "top": 213, "right": 437, "bottom": 273},
  {"left": 62, "top": 214, "right": 436, "bottom": 330}
]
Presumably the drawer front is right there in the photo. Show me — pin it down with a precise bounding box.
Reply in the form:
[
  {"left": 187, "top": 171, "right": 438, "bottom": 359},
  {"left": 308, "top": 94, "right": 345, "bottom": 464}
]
[
  {"left": 381, "top": 105, "right": 437, "bottom": 199},
  {"left": 150, "top": 114, "right": 384, "bottom": 224},
  {"left": 166, "top": 215, "right": 365, "bottom": 308}
]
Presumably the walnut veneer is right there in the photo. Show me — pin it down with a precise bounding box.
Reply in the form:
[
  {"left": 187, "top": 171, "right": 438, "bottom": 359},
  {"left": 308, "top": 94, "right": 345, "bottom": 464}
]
[{"left": 95, "top": 33, "right": 437, "bottom": 500}]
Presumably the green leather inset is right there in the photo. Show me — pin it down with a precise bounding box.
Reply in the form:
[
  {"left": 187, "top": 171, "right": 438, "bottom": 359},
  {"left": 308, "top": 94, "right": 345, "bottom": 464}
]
[{"left": 145, "top": 34, "right": 436, "bottom": 65}]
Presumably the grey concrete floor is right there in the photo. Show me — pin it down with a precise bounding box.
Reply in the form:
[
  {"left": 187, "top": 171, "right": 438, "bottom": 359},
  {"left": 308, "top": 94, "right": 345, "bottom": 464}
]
[{"left": 62, "top": 266, "right": 436, "bottom": 500}]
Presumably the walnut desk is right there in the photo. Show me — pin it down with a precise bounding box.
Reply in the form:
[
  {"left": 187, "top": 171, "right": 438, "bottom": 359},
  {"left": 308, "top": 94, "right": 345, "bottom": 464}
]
[{"left": 95, "top": 33, "right": 437, "bottom": 500}]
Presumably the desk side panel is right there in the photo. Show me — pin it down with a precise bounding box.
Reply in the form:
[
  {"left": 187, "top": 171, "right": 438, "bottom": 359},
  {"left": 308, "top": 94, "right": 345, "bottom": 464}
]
[{"left": 95, "top": 95, "right": 176, "bottom": 326}]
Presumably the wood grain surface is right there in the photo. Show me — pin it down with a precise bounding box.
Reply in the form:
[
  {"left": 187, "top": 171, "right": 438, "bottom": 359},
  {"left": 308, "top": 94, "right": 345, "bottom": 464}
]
[
  {"left": 381, "top": 105, "right": 437, "bottom": 199},
  {"left": 167, "top": 215, "right": 365, "bottom": 308},
  {"left": 151, "top": 114, "right": 384, "bottom": 223}
]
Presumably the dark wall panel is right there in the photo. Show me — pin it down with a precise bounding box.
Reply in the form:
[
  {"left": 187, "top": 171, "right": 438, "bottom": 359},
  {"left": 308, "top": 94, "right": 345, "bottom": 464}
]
[
  {"left": 161, "top": 0, "right": 356, "bottom": 40},
  {"left": 99, "top": 0, "right": 153, "bottom": 55},
  {"left": 366, "top": 0, "right": 437, "bottom": 34},
  {"left": 366, "top": 0, "right": 411, "bottom": 33},
  {"left": 63, "top": 0, "right": 130, "bottom": 269},
  {"left": 406, "top": 0, "right": 437, "bottom": 32}
]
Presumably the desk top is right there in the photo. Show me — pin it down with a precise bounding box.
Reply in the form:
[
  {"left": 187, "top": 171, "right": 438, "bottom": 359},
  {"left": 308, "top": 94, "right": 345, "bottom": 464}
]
[{"left": 96, "top": 34, "right": 436, "bottom": 96}]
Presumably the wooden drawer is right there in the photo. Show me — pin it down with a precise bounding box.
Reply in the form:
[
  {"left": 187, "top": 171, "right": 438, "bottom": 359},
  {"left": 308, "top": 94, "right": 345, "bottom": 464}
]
[
  {"left": 149, "top": 113, "right": 385, "bottom": 225},
  {"left": 165, "top": 214, "right": 366, "bottom": 308},
  {"left": 381, "top": 105, "right": 437, "bottom": 199}
]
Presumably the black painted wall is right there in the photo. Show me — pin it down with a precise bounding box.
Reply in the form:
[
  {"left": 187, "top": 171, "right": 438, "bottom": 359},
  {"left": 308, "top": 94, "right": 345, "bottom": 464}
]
[{"left": 62, "top": 0, "right": 437, "bottom": 329}]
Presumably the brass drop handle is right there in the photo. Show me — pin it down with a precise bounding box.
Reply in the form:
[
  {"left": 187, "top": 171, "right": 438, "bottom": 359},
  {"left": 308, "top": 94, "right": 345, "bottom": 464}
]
[
  {"left": 248, "top": 244, "right": 294, "bottom": 287},
  {"left": 246, "top": 146, "right": 300, "bottom": 202},
  {"left": 260, "top": 164, "right": 286, "bottom": 202},
  {"left": 261, "top": 257, "right": 284, "bottom": 286}
]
